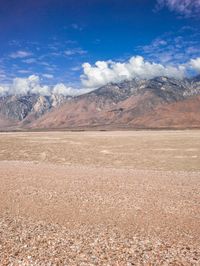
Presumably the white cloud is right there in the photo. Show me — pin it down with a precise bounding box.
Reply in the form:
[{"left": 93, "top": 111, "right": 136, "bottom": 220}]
[
  {"left": 0, "top": 75, "right": 90, "bottom": 97},
  {"left": 156, "top": 0, "right": 200, "bottom": 17},
  {"left": 138, "top": 28, "right": 200, "bottom": 65},
  {"left": 81, "top": 56, "right": 186, "bottom": 89},
  {"left": 1, "top": 56, "right": 200, "bottom": 97},
  {"left": 42, "top": 74, "right": 54, "bottom": 79},
  {"left": 189, "top": 58, "right": 200, "bottom": 72},
  {"left": 0, "top": 75, "right": 50, "bottom": 96},
  {"left": 52, "top": 83, "right": 72, "bottom": 95},
  {"left": 0, "top": 73, "right": 6, "bottom": 79},
  {"left": 23, "top": 58, "right": 37, "bottom": 64},
  {"left": 10, "top": 50, "right": 32, "bottom": 59},
  {"left": 18, "top": 70, "right": 31, "bottom": 74},
  {"left": 0, "top": 85, "right": 9, "bottom": 95},
  {"left": 52, "top": 83, "right": 91, "bottom": 96},
  {"left": 64, "top": 48, "right": 87, "bottom": 56},
  {"left": 12, "top": 75, "right": 50, "bottom": 95},
  {"left": 71, "top": 66, "right": 82, "bottom": 71}
]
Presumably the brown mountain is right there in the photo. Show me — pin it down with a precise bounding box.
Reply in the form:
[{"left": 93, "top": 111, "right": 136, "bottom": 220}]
[
  {"left": 0, "top": 76, "right": 200, "bottom": 130},
  {"left": 28, "top": 77, "right": 200, "bottom": 129},
  {"left": 130, "top": 95, "right": 200, "bottom": 128}
]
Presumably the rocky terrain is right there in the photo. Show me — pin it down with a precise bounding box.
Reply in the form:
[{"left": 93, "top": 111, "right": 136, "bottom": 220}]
[{"left": 0, "top": 76, "right": 200, "bottom": 129}]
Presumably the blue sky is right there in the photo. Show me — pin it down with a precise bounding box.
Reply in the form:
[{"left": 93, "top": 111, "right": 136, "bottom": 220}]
[{"left": 0, "top": 0, "right": 200, "bottom": 94}]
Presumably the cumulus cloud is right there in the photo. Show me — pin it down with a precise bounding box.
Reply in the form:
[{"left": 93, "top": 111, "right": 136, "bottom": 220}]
[
  {"left": 12, "top": 75, "right": 50, "bottom": 95},
  {"left": 81, "top": 56, "right": 186, "bottom": 89},
  {"left": 9, "top": 50, "right": 32, "bottom": 59},
  {"left": 0, "top": 85, "right": 9, "bottom": 95},
  {"left": 156, "top": 0, "right": 200, "bottom": 17},
  {"left": 0, "top": 75, "right": 51, "bottom": 96},
  {"left": 52, "top": 83, "right": 91, "bottom": 96},
  {"left": 0, "top": 75, "right": 91, "bottom": 97},
  {"left": 1, "top": 56, "right": 200, "bottom": 97},
  {"left": 189, "top": 58, "right": 200, "bottom": 72}
]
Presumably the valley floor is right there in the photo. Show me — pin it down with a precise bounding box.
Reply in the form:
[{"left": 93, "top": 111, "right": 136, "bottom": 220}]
[{"left": 0, "top": 131, "right": 199, "bottom": 265}]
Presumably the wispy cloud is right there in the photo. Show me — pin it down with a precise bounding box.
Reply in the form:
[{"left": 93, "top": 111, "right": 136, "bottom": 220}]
[
  {"left": 71, "top": 23, "right": 83, "bottom": 31},
  {"left": 156, "top": 0, "right": 200, "bottom": 18},
  {"left": 23, "top": 58, "right": 37, "bottom": 64},
  {"left": 44, "top": 66, "right": 57, "bottom": 72},
  {"left": 64, "top": 24, "right": 84, "bottom": 31},
  {"left": 137, "top": 27, "right": 200, "bottom": 64},
  {"left": 64, "top": 48, "right": 87, "bottom": 56},
  {"left": 0, "top": 73, "right": 6, "bottom": 80},
  {"left": 71, "top": 66, "right": 82, "bottom": 71},
  {"left": 17, "top": 70, "right": 31, "bottom": 74},
  {"left": 42, "top": 74, "right": 54, "bottom": 79},
  {"left": 9, "top": 50, "right": 32, "bottom": 59},
  {"left": 39, "top": 62, "right": 50, "bottom": 67}
]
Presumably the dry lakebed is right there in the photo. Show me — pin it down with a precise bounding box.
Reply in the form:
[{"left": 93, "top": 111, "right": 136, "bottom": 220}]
[{"left": 0, "top": 130, "right": 199, "bottom": 265}]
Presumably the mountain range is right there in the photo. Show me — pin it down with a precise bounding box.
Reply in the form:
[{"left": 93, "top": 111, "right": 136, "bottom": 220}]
[{"left": 0, "top": 76, "right": 200, "bottom": 130}]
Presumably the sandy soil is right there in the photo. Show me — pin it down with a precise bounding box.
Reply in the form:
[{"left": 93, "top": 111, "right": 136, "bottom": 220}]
[{"left": 0, "top": 131, "right": 199, "bottom": 265}]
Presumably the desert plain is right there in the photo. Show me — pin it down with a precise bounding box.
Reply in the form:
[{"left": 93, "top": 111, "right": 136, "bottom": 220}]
[{"left": 0, "top": 130, "right": 199, "bottom": 265}]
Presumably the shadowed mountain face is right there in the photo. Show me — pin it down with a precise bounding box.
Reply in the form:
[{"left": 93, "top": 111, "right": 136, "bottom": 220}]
[{"left": 0, "top": 76, "right": 200, "bottom": 130}]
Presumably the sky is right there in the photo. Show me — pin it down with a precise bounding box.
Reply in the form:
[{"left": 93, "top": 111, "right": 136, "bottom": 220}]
[{"left": 0, "top": 0, "right": 200, "bottom": 96}]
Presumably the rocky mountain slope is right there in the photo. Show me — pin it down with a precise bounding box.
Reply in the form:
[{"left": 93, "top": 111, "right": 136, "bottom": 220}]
[
  {"left": 0, "top": 76, "right": 200, "bottom": 130},
  {"left": 0, "top": 94, "right": 69, "bottom": 129}
]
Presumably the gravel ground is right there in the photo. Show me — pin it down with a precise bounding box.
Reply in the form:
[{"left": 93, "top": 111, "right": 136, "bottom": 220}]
[
  {"left": 0, "top": 131, "right": 200, "bottom": 265},
  {"left": 0, "top": 216, "right": 199, "bottom": 265},
  {"left": 0, "top": 161, "right": 199, "bottom": 265}
]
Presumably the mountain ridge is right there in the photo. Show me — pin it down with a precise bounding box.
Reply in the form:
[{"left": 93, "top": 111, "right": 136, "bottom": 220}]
[{"left": 0, "top": 76, "right": 200, "bottom": 130}]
